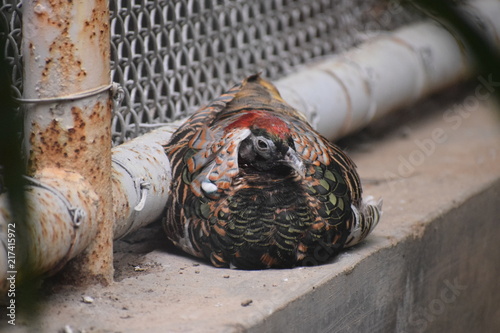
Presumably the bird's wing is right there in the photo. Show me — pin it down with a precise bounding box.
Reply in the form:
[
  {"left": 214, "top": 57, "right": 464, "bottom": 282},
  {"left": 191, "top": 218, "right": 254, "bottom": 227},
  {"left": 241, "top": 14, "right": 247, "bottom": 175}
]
[
  {"left": 267, "top": 101, "right": 362, "bottom": 205},
  {"left": 164, "top": 80, "right": 245, "bottom": 248},
  {"left": 188, "top": 125, "right": 251, "bottom": 198}
]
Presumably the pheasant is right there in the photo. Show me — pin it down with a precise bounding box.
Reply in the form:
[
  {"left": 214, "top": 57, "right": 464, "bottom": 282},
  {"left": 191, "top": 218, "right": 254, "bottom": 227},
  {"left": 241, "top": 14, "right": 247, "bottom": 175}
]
[{"left": 163, "top": 74, "right": 381, "bottom": 269}]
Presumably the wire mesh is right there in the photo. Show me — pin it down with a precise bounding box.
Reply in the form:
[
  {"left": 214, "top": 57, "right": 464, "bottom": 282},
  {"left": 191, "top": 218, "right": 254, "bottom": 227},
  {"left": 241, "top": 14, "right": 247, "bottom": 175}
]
[
  {"left": 0, "top": 1, "right": 22, "bottom": 99},
  {"left": 1, "top": 0, "right": 419, "bottom": 145},
  {"left": 109, "top": 0, "right": 419, "bottom": 144}
]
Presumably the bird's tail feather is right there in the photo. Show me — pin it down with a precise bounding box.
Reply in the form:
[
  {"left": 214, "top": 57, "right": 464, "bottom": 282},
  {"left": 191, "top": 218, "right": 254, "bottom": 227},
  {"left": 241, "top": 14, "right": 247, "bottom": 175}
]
[{"left": 344, "top": 196, "right": 382, "bottom": 248}]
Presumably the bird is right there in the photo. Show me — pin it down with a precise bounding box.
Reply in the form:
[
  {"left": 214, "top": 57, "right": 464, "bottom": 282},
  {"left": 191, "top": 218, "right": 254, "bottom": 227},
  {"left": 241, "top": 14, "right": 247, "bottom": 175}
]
[{"left": 163, "top": 74, "right": 382, "bottom": 269}]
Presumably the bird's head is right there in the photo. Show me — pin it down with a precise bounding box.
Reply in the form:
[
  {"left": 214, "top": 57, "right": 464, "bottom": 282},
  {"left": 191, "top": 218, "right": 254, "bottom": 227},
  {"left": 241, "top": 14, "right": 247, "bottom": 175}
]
[{"left": 227, "top": 112, "right": 305, "bottom": 176}]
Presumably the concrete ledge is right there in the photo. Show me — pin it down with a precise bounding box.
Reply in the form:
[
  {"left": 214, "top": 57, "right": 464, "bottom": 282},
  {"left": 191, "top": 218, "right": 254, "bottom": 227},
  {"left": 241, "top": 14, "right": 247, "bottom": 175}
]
[{"left": 3, "top": 87, "right": 499, "bottom": 332}]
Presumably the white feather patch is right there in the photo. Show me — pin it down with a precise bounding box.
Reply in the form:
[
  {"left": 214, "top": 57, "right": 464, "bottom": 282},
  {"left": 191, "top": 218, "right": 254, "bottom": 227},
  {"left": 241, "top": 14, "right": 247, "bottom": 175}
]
[{"left": 201, "top": 181, "right": 218, "bottom": 194}]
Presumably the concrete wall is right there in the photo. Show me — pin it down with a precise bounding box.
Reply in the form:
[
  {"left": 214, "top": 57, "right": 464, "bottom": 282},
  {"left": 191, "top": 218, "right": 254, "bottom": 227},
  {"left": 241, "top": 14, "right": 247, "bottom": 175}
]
[{"left": 249, "top": 181, "right": 500, "bottom": 333}]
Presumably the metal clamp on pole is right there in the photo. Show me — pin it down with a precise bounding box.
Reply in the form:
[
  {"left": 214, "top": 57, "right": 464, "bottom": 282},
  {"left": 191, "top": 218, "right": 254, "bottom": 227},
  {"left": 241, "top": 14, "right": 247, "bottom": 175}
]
[{"left": 15, "top": 84, "right": 114, "bottom": 104}]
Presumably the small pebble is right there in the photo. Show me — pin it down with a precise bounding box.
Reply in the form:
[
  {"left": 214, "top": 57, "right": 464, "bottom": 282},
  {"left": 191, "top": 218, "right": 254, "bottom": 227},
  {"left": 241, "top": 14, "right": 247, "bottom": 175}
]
[
  {"left": 82, "top": 296, "right": 94, "bottom": 304},
  {"left": 241, "top": 299, "right": 253, "bottom": 307},
  {"left": 61, "top": 325, "right": 74, "bottom": 333}
]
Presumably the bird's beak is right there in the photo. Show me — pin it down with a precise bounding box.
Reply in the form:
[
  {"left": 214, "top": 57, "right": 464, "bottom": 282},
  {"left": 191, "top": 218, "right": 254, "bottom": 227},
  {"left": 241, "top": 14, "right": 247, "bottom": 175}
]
[{"left": 284, "top": 147, "right": 306, "bottom": 177}]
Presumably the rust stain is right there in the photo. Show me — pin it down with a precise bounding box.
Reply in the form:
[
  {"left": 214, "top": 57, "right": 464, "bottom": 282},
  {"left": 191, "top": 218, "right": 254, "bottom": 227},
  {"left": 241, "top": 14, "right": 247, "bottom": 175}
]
[
  {"left": 35, "top": 0, "right": 90, "bottom": 94},
  {"left": 79, "top": 1, "right": 110, "bottom": 60},
  {"left": 26, "top": 103, "right": 110, "bottom": 179},
  {"left": 72, "top": 107, "right": 86, "bottom": 129},
  {"left": 52, "top": 213, "right": 64, "bottom": 244}
]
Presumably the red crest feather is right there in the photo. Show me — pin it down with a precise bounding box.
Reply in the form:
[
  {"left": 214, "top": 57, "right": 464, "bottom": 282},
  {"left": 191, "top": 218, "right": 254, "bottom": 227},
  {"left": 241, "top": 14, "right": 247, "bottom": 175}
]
[{"left": 225, "top": 111, "right": 290, "bottom": 139}]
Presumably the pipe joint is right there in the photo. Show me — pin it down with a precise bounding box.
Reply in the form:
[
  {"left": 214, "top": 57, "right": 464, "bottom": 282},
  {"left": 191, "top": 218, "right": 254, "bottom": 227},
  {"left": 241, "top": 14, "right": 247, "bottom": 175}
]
[{"left": 0, "top": 168, "right": 100, "bottom": 281}]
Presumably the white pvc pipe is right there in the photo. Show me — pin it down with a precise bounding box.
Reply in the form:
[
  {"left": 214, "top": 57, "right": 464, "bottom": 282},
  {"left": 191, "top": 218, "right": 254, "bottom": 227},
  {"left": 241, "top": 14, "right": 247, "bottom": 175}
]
[
  {"left": 111, "top": 121, "right": 182, "bottom": 239},
  {"left": 275, "top": 22, "right": 470, "bottom": 139}
]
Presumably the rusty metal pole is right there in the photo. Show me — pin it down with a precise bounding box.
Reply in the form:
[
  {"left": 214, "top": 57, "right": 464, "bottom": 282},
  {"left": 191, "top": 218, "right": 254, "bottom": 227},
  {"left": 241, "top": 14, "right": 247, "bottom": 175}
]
[{"left": 22, "top": 0, "right": 113, "bottom": 284}]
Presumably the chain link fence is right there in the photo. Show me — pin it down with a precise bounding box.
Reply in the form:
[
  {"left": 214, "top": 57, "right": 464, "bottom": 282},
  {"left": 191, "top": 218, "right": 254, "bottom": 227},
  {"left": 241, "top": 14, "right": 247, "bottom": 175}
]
[{"left": 1, "top": 0, "right": 419, "bottom": 146}]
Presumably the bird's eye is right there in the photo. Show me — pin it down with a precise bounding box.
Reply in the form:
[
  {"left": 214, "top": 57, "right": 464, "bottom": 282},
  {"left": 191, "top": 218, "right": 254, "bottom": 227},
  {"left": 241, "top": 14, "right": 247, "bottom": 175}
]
[{"left": 257, "top": 139, "right": 269, "bottom": 150}]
